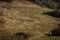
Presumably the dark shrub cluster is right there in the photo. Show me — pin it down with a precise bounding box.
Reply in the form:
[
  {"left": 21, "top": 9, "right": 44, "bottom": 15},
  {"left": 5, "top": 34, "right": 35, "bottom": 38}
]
[
  {"left": 46, "top": 24, "right": 60, "bottom": 36},
  {"left": 14, "top": 32, "right": 31, "bottom": 39},
  {"left": 43, "top": 11, "right": 60, "bottom": 18},
  {"left": 26, "top": 0, "right": 60, "bottom": 9}
]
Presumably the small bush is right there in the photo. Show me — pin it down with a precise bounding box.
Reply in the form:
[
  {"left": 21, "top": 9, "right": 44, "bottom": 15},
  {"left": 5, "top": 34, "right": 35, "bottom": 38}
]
[{"left": 14, "top": 32, "right": 31, "bottom": 39}]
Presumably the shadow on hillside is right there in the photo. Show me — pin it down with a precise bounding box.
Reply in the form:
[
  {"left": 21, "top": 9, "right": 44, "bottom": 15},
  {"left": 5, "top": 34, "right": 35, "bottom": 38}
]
[
  {"left": 43, "top": 11, "right": 60, "bottom": 18},
  {"left": 25, "top": 0, "right": 50, "bottom": 8},
  {"left": 45, "top": 24, "right": 60, "bottom": 36},
  {"left": 26, "top": 0, "right": 60, "bottom": 9},
  {"left": 0, "top": 0, "right": 13, "bottom": 3}
]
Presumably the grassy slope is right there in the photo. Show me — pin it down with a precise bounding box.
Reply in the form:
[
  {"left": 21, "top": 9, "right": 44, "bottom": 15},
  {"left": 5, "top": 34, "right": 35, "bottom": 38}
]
[{"left": 0, "top": 0, "right": 60, "bottom": 40}]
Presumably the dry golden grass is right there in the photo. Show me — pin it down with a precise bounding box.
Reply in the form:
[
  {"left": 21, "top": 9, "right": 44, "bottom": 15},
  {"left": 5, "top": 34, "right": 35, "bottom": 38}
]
[{"left": 0, "top": 0, "right": 60, "bottom": 40}]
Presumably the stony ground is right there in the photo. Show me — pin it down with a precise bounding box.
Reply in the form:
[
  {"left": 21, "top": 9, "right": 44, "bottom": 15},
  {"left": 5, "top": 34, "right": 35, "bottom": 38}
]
[{"left": 0, "top": 0, "right": 60, "bottom": 40}]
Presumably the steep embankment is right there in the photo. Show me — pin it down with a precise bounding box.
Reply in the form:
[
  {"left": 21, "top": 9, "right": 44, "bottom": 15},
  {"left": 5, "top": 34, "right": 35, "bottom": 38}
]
[{"left": 0, "top": 0, "right": 60, "bottom": 40}]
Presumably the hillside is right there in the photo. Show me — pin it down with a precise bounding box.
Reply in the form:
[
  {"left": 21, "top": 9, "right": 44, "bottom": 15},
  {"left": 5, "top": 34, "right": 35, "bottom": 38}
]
[{"left": 0, "top": 0, "right": 60, "bottom": 40}]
